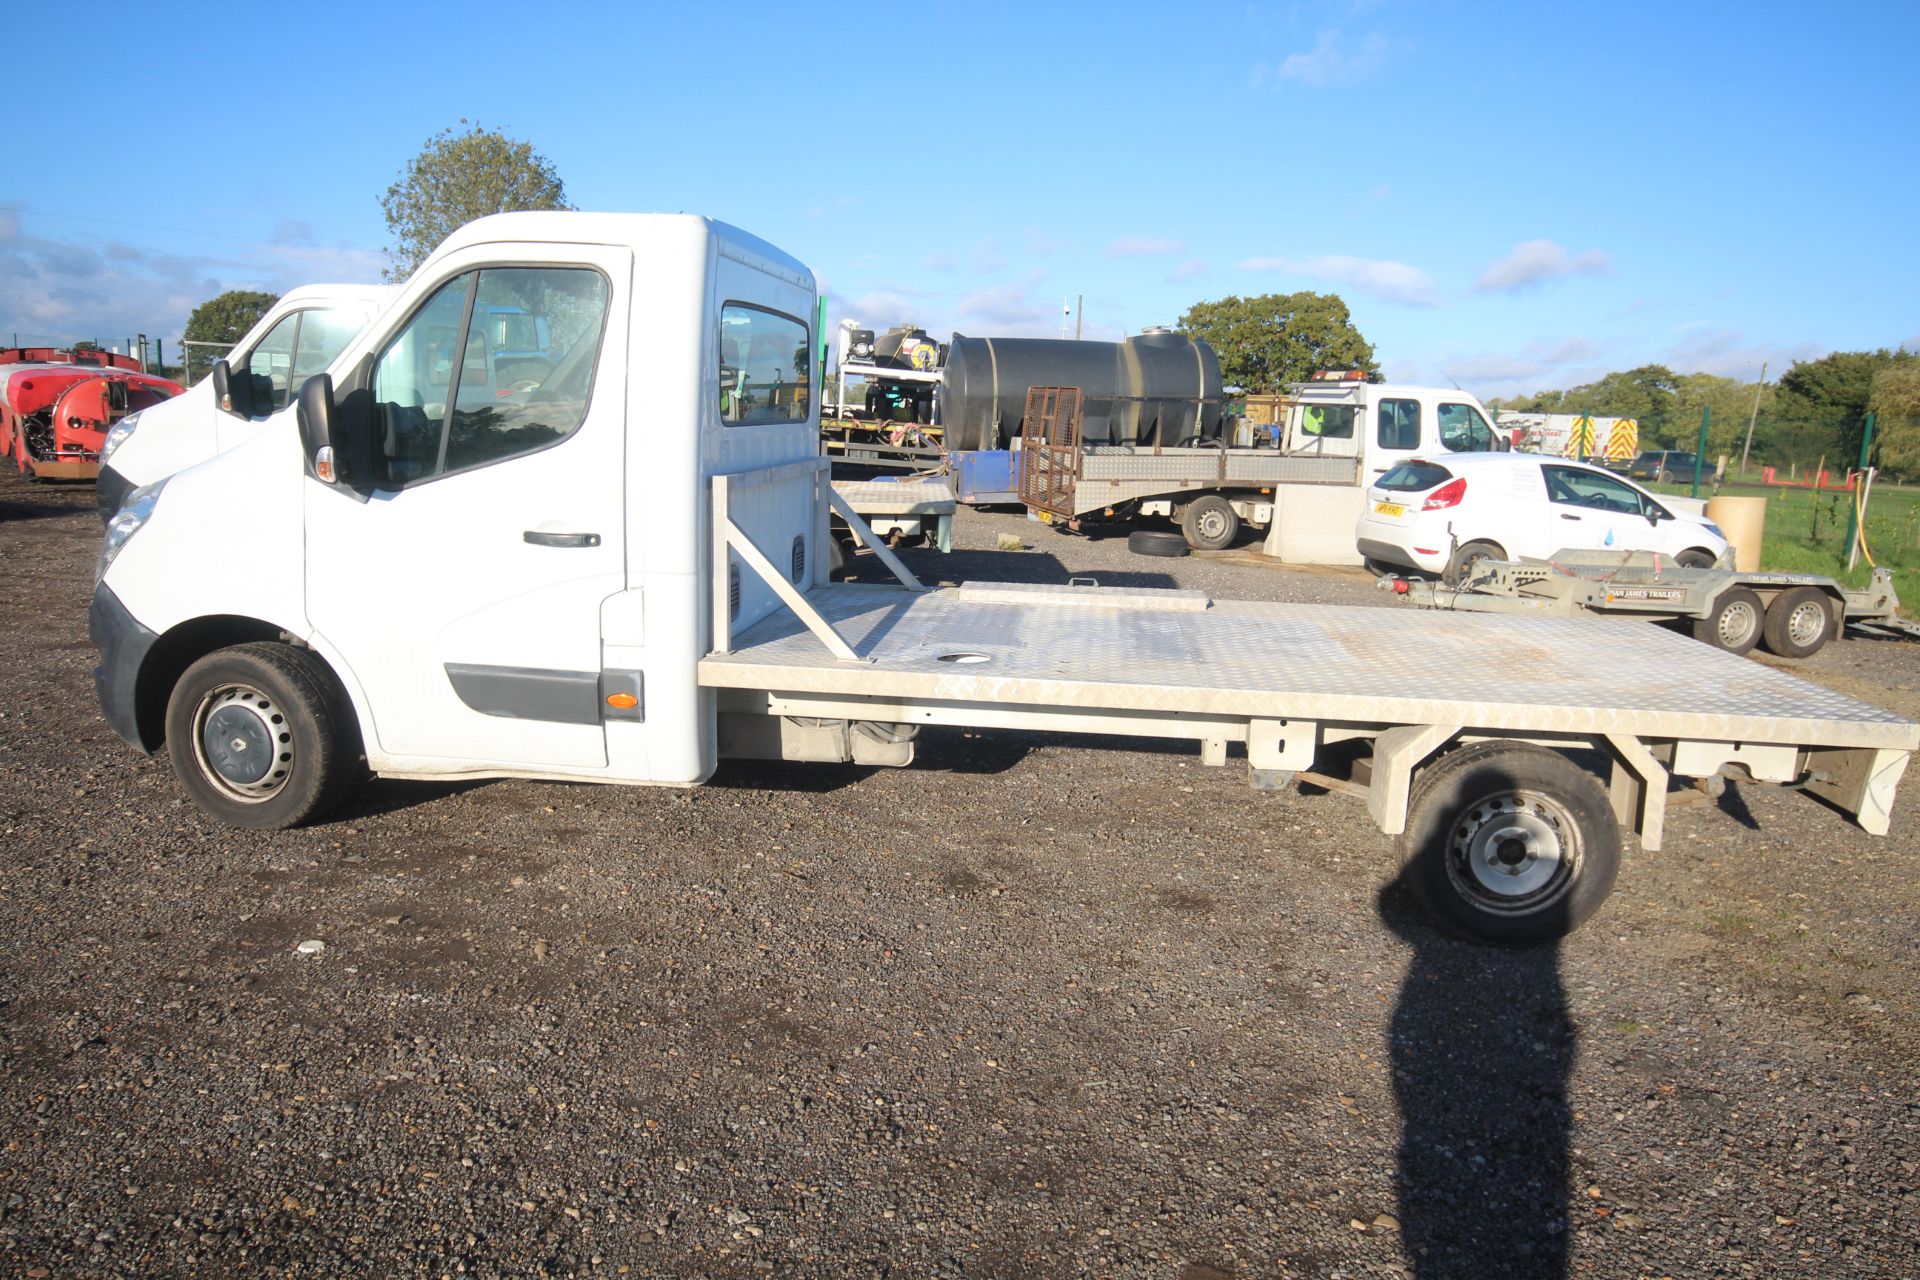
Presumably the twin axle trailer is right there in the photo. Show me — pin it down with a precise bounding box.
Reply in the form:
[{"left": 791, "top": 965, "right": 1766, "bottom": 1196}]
[{"left": 92, "top": 212, "right": 1918, "bottom": 947}]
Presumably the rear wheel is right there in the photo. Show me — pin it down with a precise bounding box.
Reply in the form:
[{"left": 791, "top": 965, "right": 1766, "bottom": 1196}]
[
  {"left": 1397, "top": 741, "right": 1620, "bottom": 945},
  {"left": 164, "top": 642, "right": 359, "bottom": 829},
  {"left": 1179, "top": 495, "right": 1239, "bottom": 551},
  {"left": 1692, "top": 587, "right": 1763, "bottom": 655},
  {"left": 1762, "top": 586, "right": 1835, "bottom": 658},
  {"left": 1443, "top": 540, "right": 1504, "bottom": 587},
  {"left": 1656, "top": 468, "right": 1673, "bottom": 484}
]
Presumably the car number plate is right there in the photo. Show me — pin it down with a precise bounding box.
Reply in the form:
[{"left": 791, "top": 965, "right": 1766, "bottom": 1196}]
[{"left": 1374, "top": 501, "right": 1406, "bottom": 517}]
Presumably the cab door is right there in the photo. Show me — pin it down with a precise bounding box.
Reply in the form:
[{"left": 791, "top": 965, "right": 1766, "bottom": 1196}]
[{"left": 304, "top": 247, "right": 631, "bottom": 771}]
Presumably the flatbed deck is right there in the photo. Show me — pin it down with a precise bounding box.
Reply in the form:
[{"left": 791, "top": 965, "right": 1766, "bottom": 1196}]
[{"left": 700, "top": 582, "right": 1917, "bottom": 751}]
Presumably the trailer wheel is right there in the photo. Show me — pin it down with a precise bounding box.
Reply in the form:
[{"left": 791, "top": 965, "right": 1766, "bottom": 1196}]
[
  {"left": 164, "top": 642, "right": 359, "bottom": 830},
  {"left": 1398, "top": 741, "right": 1620, "bottom": 945},
  {"left": 1761, "top": 586, "right": 1835, "bottom": 658},
  {"left": 1693, "top": 587, "right": 1763, "bottom": 655},
  {"left": 1180, "top": 495, "right": 1239, "bottom": 550},
  {"left": 1443, "top": 540, "right": 1504, "bottom": 587},
  {"left": 1128, "top": 529, "right": 1189, "bottom": 558}
]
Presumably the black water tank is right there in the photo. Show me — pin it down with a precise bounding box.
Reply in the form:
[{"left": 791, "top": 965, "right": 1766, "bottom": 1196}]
[{"left": 937, "top": 331, "right": 1222, "bottom": 451}]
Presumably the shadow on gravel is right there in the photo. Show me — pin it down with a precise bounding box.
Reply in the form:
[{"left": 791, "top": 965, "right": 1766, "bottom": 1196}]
[
  {"left": 1378, "top": 870, "right": 1574, "bottom": 1279},
  {"left": 334, "top": 777, "right": 494, "bottom": 819},
  {"left": 1714, "top": 780, "right": 1760, "bottom": 830},
  {"left": 845, "top": 548, "right": 1182, "bottom": 592},
  {"left": 0, "top": 497, "right": 88, "bottom": 522}
]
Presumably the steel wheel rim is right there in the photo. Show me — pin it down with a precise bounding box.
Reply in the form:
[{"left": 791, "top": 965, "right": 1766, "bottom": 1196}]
[
  {"left": 1786, "top": 600, "right": 1827, "bottom": 647},
  {"left": 1196, "top": 508, "right": 1230, "bottom": 542},
  {"left": 1447, "top": 788, "right": 1579, "bottom": 912},
  {"left": 192, "top": 682, "right": 295, "bottom": 803},
  {"left": 1718, "top": 601, "right": 1759, "bottom": 648}
]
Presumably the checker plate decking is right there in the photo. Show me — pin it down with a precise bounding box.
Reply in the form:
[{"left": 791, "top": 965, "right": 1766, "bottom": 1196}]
[{"left": 700, "top": 584, "right": 1920, "bottom": 750}]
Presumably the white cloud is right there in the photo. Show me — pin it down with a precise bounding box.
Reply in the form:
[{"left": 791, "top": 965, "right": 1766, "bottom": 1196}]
[
  {"left": 1901, "top": 333, "right": 1920, "bottom": 354},
  {"left": 1255, "top": 30, "right": 1395, "bottom": 88},
  {"left": 1661, "top": 328, "right": 1821, "bottom": 379},
  {"left": 1427, "top": 336, "right": 1612, "bottom": 401},
  {"left": 0, "top": 211, "right": 385, "bottom": 352},
  {"left": 1475, "top": 240, "right": 1610, "bottom": 292},
  {"left": 1169, "top": 259, "right": 1208, "bottom": 282},
  {"left": 957, "top": 269, "right": 1056, "bottom": 333},
  {"left": 1108, "top": 237, "right": 1185, "bottom": 257},
  {"left": 1238, "top": 252, "right": 1437, "bottom": 306}
]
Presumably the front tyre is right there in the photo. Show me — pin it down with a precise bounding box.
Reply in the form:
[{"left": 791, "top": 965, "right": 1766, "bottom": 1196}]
[
  {"left": 1397, "top": 741, "right": 1620, "bottom": 945},
  {"left": 1693, "top": 587, "right": 1763, "bottom": 654},
  {"left": 164, "top": 642, "right": 359, "bottom": 829}
]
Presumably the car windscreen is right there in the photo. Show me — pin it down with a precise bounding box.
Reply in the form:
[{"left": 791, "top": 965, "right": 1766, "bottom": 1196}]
[{"left": 1376, "top": 461, "right": 1452, "bottom": 492}]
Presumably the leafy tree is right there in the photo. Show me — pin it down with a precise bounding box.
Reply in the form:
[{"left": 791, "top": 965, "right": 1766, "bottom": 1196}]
[
  {"left": 183, "top": 290, "right": 279, "bottom": 374},
  {"left": 1770, "top": 349, "right": 1910, "bottom": 460},
  {"left": 1867, "top": 360, "right": 1920, "bottom": 480},
  {"left": 1175, "top": 292, "right": 1378, "bottom": 393},
  {"left": 380, "top": 120, "right": 572, "bottom": 280}
]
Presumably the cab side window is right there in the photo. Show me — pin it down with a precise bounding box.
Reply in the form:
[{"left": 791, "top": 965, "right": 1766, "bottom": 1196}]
[
  {"left": 1377, "top": 398, "right": 1420, "bottom": 449},
  {"left": 1439, "top": 402, "right": 1494, "bottom": 452},
  {"left": 247, "top": 314, "right": 301, "bottom": 411},
  {"left": 718, "top": 304, "right": 811, "bottom": 425},
  {"left": 369, "top": 267, "right": 610, "bottom": 485},
  {"left": 291, "top": 308, "right": 367, "bottom": 385}
]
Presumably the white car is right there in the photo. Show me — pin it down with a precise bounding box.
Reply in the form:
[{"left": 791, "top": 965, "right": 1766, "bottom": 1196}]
[{"left": 1355, "top": 452, "right": 1731, "bottom": 583}]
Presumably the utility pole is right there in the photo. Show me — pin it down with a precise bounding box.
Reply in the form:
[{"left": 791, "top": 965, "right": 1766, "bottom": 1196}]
[
  {"left": 1738, "top": 360, "right": 1766, "bottom": 478},
  {"left": 1074, "top": 294, "right": 1083, "bottom": 341}
]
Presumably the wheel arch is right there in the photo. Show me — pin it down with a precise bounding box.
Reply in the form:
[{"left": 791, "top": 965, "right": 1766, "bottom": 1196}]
[{"left": 132, "top": 616, "right": 356, "bottom": 753}]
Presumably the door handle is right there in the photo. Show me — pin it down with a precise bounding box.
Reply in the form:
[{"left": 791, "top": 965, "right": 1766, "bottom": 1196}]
[
  {"left": 1559, "top": 513, "right": 1581, "bottom": 520},
  {"left": 524, "top": 531, "right": 602, "bottom": 548}
]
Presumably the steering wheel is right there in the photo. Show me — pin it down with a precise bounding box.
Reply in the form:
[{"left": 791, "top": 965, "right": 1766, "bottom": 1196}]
[{"left": 506, "top": 378, "right": 542, "bottom": 394}]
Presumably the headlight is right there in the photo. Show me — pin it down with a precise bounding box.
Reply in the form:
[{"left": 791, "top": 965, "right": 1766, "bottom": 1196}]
[
  {"left": 97, "top": 476, "right": 168, "bottom": 583},
  {"left": 100, "top": 410, "right": 144, "bottom": 463},
  {"left": 1703, "top": 521, "right": 1726, "bottom": 540}
]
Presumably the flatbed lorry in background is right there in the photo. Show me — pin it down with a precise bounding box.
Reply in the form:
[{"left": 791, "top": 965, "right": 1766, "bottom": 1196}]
[{"left": 93, "top": 212, "right": 1919, "bottom": 946}]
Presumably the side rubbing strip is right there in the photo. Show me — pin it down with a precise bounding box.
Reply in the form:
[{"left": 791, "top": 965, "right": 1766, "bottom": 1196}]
[{"left": 445, "top": 664, "right": 603, "bottom": 725}]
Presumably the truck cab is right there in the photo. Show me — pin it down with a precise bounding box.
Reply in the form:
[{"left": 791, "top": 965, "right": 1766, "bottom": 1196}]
[
  {"left": 1280, "top": 374, "right": 1503, "bottom": 486},
  {"left": 92, "top": 213, "right": 825, "bottom": 826},
  {"left": 97, "top": 284, "right": 396, "bottom": 521}
]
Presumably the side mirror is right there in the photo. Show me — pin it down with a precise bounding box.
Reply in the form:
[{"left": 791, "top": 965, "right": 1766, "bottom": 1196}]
[
  {"left": 210, "top": 358, "right": 253, "bottom": 419},
  {"left": 297, "top": 374, "right": 337, "bottom": 482}
]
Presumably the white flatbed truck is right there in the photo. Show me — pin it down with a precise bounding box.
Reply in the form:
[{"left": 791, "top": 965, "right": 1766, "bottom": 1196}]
[{"left": 92, "top": 212, "right": 1919, "bottom": 946}]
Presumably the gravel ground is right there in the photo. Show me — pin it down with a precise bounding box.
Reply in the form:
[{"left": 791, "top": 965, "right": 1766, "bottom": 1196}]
[{"left": 2, "top": 475, "right": 1917, "bottom": 1279}]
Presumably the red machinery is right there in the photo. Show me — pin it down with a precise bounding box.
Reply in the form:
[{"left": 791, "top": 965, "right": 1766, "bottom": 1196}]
[{"left": 0, "top": 348, "right": 182, "bottom": 481}]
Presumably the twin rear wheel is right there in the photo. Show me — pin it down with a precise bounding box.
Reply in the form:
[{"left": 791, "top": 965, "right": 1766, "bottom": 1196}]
[
  {"left": 1397, "top": 741, "right": 1621, "bottom": 945},
  {"left": 164, "top": 642, "right": 360, "bottom": 829}
]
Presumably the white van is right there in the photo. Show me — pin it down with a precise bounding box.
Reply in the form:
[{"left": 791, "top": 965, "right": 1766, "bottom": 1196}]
[
  {"left": 1277, "top": 374, "right": 1504, "bottom": 487},
  {"left": 96, "top": 284, "right": 396, "bottom": 521}
]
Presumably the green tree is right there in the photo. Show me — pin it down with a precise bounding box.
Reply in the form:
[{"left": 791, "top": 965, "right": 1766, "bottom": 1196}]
[
  {"left": 1175, "top": 292, "right": 1378, "bottom": 393},
  {"left": 1868, "top": 360, "right": 1920, "bottom": 480},
  {"left": 380, "top": 121, "right": 572, "bottom": 280},
  {"left": 183, "top": 289, "right": 279, "bottom": 377}
]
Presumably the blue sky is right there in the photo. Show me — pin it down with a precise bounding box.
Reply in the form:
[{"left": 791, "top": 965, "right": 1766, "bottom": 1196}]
[{"left": 4, "top": 0, "right": 1915, "bottom": 399}]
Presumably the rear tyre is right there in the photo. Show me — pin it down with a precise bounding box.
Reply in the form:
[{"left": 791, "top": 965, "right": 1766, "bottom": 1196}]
[
  {"left": 1692, "top": 587, "right": 1763, "bottom": 655},
  {"left": 1179, "top": 494, "right": 1240, "bottom": 551},
  {"left": 1675, "top": 548, "right": 1716, "bottom": 570},
  {"left": 1656, "top": 468, "right": 1673, "bottom": 484},
  {"left": 1762, "top": 586, "right": 1835, "bottom": 658},
  {"left": 164, "top": 642, "right": 359, "bottom": 830},
  {"left": 1397, "top": 741, "right": 1620, "bottom": 945},
  {"left": 1128, "top": 529, "right": 1189, "bottom": 558},
  {"left": 1442, "top": 540, "right": 1504, "bottom": 587}
]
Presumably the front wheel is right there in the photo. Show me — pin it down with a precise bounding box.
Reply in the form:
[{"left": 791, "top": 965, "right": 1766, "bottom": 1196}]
[
  {"left": 1675, "top": 548, "right": 1716, "bottom": 570},
  {"left": 1397, "top": 741, "right": 1620, "bottom": 945},
  {"left": 164, "top": 642, "right": 360, "bottom": 829},
  {"left": 1179, "top": 494, "right": 1240, "bottom": 551}
]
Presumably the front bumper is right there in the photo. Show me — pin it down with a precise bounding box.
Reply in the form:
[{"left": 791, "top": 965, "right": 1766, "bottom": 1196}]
[{"left": 90, "top": 582, "right": 160, "bottom": 751}]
